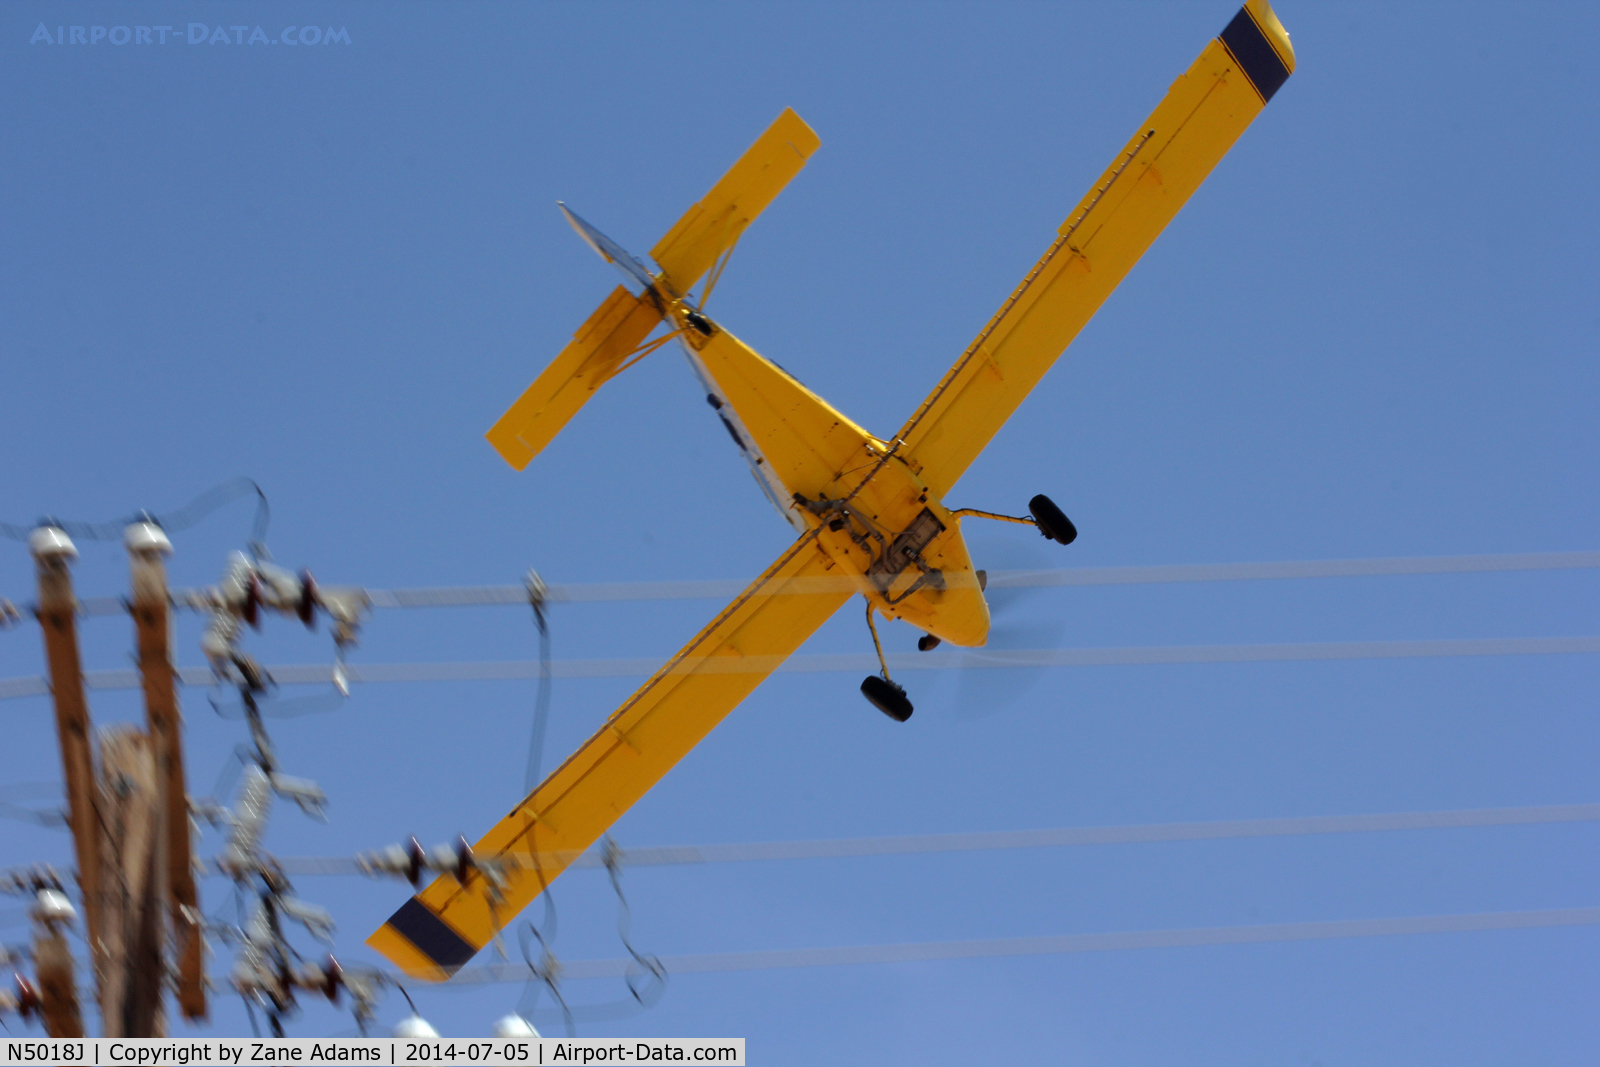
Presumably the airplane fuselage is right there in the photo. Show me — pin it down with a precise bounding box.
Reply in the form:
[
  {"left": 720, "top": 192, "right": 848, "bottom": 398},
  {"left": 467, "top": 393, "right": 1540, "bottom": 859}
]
[{"left": 673, "top": 302, "right": 991, "bottom": 648}]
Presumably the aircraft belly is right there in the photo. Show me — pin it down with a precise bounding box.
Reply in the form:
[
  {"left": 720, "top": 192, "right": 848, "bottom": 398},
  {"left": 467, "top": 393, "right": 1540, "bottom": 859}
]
[
  {"left": 680, "top": 324, "right": 874, "bottom": 528},
  {"left": 812, "top": 459, "right": 991, "bottom": 648},
  {"left": 678, "top": 336, "right": 807, "bottom": 533},
  {"left": 680, "top": 321, "right": 990, "bottom": 646}
]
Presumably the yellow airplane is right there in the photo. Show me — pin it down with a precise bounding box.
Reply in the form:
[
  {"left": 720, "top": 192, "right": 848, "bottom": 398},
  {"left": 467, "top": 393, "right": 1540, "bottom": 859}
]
[{"left": 371, "top": 1, "right": 1294, "bottom": 979}]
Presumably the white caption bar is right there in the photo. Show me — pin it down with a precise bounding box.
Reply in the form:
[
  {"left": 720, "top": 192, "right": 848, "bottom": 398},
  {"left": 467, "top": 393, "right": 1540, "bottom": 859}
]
[{"left": 0, "top": 1038, "right": 744, "bottom": 1067}]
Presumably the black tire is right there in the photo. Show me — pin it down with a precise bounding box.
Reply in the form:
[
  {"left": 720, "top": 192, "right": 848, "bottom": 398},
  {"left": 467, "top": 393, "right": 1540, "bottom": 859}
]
[
  {"left": 1028, "top": 494, "right": 1077, "bottom": 545},
  {"left": 917, "top": 634, "right": 941, "bottom": 652},
  {"left": 861, "top": 675, "right": 914, "bottom": 722}
]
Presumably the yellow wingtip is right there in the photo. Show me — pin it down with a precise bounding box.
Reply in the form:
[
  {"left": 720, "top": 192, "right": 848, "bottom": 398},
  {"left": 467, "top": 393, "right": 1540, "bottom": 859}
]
[
  {"left": 485, "top": 425, "right": 535, "bottom": 472},
  {"left": 1246, "top": 0, "right": 1295, "bottom": 73},
  {"left": 366, "top": 923, "right": 455, "bottom": 983},
  {"left": 774, "top": 106, "right": 822, "bottom": 157}
]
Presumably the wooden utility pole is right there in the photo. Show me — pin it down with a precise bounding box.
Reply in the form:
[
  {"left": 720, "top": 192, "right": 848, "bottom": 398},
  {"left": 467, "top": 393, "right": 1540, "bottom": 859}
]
[
  {"left": 95, "top": 727, "right": 165, "bottom": 1037},
  {"left": 125, "top": 520, "right": 206, "bottom": 1021},
  {"left": 30, "top": 526, "right": 107, "bottom": 998},
  {"left": 31, "top": 893, "right": 85, "bottom": 1037}
]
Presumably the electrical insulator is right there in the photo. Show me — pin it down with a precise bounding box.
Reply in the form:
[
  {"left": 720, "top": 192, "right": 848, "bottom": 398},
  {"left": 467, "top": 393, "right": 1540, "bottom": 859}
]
[
  {"left": 297, "top": 570, "right": 318, "bottom": 628},
  {"left": 28, "top": 525, "right": 76, "bottom": 561},
  {"left": 31, "top": 888, "right": 76, "bottom": 926},
  {"left": 493, "top": 1014, "right": 540, "bottom": 1038},
  {"left": 393, "top": 1014, "right": 439, "bottom": 1038},
  {"left": 318, "top": 955, "right": 343, "bottom": 1002},
  {"left": 406, "top": 837, "right": 426, "bottom": 887},
  {"left": 243, "top": 572, "right": 263, "bottom": 629},
  {"left": 123, "top": 520, "right": 172, "bottom": 556},
  {"left": 13, "top": 975, "right": 40, "bottom": 1021}
]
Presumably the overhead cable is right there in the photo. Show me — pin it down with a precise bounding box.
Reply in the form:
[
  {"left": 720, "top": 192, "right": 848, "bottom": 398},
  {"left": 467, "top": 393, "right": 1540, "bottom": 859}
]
[
  {"left": 309, "top": 550, "right": 1600, "bottom": 607},
  {"left": 260, "top": 802, "right": 1600, "bottom": 877},
  {"left": 0, "top": 477, "right": 268, "bottom": 548},
  {"left": 443, "top": 905, "right": 1600, "bottom": 983},
  {"left": 1, "top": 635, "right": 1596, "bottom": 702},
  {"left": 41, "top": 549, "right": 1600, "bottom": 618}
]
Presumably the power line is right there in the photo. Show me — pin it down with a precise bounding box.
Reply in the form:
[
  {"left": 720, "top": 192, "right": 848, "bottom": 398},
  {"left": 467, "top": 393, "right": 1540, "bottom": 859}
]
[
  {"left": 48, "top": 549, "right": 1600, "bottom": 618},
  {"left": 262, "top": 803, "right": 1600, "bottom": 876},
  {"left": 1, "top": 635, "right": 1595, "bottom": 702},
  {"left": 443, "top": 905, "right": 1600, "bottom": 983},
  {"left": 218, "top": 549, "right": 1600, "bottom": 605},
  {"left": 0, "top": 477, "right": 269, "bottom": 549},
  {"left": 979, "top": 551, "right": 1600, "bottom": 588}
]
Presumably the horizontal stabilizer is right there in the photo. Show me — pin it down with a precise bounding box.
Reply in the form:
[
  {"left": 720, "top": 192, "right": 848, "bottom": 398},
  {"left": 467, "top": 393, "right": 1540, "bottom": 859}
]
[
  {"left": 485, "top": 285, "right": 663, "bottom": 470},
  {"left": 650, "top": 108, "right": 820, "bottom": 297}
]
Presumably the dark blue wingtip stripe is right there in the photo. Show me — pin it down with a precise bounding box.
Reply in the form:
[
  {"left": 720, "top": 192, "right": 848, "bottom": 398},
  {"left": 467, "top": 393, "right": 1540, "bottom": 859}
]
[
  {"left": 1218, "top": 6, "right": 1291, "bottom": 103},
  {"left": 387, "top": 897, "right": 478, "bottom": 972}
]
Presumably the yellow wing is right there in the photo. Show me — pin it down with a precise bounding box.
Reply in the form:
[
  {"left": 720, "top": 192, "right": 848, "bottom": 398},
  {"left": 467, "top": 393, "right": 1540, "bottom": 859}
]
[
  {"left": 367, "top": 533, "right": 853, "bottom": 979},
  {"left": 485, "top": 286, "right": 663, "bottom": 470},
  {"left": 650, "top": 108, "right": 821, "bottom": 299},
  {"left": 898, "top": 1, "right": 1294, "bottom": 497}
]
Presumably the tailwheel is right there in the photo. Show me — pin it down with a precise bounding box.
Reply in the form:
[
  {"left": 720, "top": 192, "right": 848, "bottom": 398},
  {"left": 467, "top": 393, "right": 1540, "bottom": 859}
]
[
  {"left": 1028, "top": 494, "right": 1077, "bottom": 545},
  {"left": 861, "top": 675, "right": 913, "bottom": 722},
  {"left": 917, "top": 634, "right": 941, "bottom": 651}
]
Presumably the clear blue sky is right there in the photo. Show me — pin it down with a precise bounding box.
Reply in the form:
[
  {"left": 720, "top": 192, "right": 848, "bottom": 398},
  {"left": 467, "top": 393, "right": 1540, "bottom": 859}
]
[{"left": 1, "top": 1, "right": 1596, "bottom": 1059}]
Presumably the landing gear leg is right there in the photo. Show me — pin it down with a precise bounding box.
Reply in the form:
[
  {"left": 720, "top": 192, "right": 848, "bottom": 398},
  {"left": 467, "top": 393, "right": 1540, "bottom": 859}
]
[
  {"left": 860, "top": 601, "right": 913, "bottom": 722},
  {"left": 950, "top": 496, "right": 1077, "bottom": 545}
]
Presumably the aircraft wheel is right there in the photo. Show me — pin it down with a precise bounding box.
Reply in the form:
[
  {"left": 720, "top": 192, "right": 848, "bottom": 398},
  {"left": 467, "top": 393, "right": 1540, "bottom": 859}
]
[
  {"left": 861, "top": 676, "right": 913, "bottom": 722},
  {"left": 1028, "top": 494, "right": 1078, "bottom": 545},
  {"left": 917, "top": 634, "right": 941, "bottom": 652}
]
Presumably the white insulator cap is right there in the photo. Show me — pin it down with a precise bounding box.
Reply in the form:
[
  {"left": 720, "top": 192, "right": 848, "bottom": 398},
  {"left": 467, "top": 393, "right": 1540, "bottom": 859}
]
[
  {"left": 124, "top": 520, "right": 173, "bottom": 556},
  {"left": 28, "top": 526, "right": 77, "bottom": 561},
  {"left": 393, "top": 1014, "right": 440, "bottom": 1038},
  {"left": 493, "top": 1014, "right": 540, "bottom": 1038},
  {"left": 32, "top": 888, "right": 77, "bottom": 925}
]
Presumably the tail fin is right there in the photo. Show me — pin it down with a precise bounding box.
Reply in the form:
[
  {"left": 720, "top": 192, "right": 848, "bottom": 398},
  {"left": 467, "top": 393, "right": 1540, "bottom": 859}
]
[
  {"left": 558, "top": 202, "right": 658, "bottom": 294},
  {"left": 485, "top": 285, "right": 662, "bottom": 470}
]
